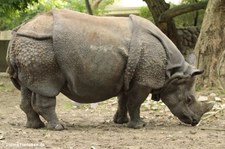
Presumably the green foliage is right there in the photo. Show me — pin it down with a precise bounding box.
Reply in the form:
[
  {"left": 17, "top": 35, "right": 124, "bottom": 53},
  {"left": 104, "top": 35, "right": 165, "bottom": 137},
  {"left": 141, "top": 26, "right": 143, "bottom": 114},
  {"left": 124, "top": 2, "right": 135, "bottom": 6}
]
[
  {"left": 93, "top": 0, "right": 114, "bottom": 15},
  {"left": 0, "top": 0, "right": 113, "bottom": 30},
  {"left": 65, "top": 0, "right": 86, "bottom": 13},
  {"left": 63, "top": 100, "right": 74, "bottom": 110},
  {"left": 174, "top": 0, "right": 206, "bottom": 27},
  {"left": 182, "top": 0, "right": 208, "bottom": 4},
  {"left": 0, "top": 0, "right": 67, "bottom": 30},
  {"left": 0, "top": 0, "right": 37, "bottom": 30},
  {"left": 139, "top": 0, "right": 206, "bottom": 28},
  {"left": 174, "top": 9, "right": 205, "bottom": 27},
  {"left": 139, "top": 6, "right": 153, "bottom": 21},
  {"left": 0, "top": 0, "right": 37, "bottom": 12}
]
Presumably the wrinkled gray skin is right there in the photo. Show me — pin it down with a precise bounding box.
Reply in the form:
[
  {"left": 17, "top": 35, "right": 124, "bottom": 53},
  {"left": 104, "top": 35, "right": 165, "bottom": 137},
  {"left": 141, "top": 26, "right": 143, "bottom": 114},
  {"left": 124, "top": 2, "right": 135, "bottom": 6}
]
[{"left": 6, "top": 9, "right": 213, "bottom": 130}]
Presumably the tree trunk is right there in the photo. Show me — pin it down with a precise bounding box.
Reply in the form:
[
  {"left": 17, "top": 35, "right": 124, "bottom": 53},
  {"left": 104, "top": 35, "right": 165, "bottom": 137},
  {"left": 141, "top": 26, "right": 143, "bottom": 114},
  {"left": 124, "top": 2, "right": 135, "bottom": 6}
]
[
  {"left": 143, "top": 0, "right": 182, "bottom": 52},
  {"left": 85, "top": 0, "right": 93, "bottom": 15},
  {"left": 194, "top": 0, "right": 225, "bottom": 89},
  {"left": 143, "top": 0, "right": 207, "bottom": 54}
]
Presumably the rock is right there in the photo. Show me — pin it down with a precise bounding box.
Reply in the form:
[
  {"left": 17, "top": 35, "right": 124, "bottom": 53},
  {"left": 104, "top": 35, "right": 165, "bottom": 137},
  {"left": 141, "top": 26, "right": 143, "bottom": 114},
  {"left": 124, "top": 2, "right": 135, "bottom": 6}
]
[
  {"left": 73, "top": 101, "right": 81, "bottom": 107},
  {"left": 192, "top": 35, "right": 198, "bottom": 43},
  {"left": 209, "top": 93, "right": 216, "bottom": 97},
  {"left": 0, "top": 135, "right": 5, "bottom": 140},
  {"left": 90, "top": 103, "right": 98, "bottom": 109},
  {"left": 209, "top": 93, "right": 216, "bottom": 100},
  {"left": 182, "top": 39, "right": 188, "bottom": 46},
  {"left": 151, "top": 105, "right": 159, "bottom": 111},
  {"left": 177, "top": 29, "right": 183, "bottom": 35},
  {"left": 190, "top": 130, "right": 197, "bottom": 134},
  {"left": 215, "top": 97, "right": 222, "bottom": 102},
  {"left": 198, "top": 96, "right": 208, "bottom": 102},
  {"left": 221, "top": 104, "right": 225, "bottom": 108},
  {"left": 104, "top": 119, "right": 111, "bottom": 123}
]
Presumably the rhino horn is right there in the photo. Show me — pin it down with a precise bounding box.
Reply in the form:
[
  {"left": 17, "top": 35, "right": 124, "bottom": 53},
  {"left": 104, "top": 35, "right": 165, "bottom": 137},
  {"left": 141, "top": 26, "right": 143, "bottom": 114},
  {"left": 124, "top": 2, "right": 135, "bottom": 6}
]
[{"left": 202, "top": 101, "right": 214, "bottom": 114}]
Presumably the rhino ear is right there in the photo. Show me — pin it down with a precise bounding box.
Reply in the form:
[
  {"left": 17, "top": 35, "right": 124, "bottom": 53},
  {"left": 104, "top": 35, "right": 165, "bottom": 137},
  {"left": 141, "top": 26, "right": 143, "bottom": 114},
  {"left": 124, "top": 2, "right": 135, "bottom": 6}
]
[
  {"left": 185, "top": 65, "right": 204, "bottom": 77},
  {"left": 189, "top": 67, "right": 204, "bottom": 77},
  {"left": 165, "top": 73, "right": 186, "bottom": 86},
  {"left": 190, "top": 68, "right": 204, "bottom": 77}
]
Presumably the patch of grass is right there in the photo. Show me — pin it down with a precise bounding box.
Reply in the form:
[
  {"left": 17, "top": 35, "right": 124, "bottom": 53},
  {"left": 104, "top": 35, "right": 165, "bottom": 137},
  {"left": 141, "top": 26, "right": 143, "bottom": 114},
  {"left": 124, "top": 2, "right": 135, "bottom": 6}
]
[
  {"left": 63, "top": 100, "right": 74, "bottom": 110},
  {"left": 63, "top": 100, "right": 92, "bottom": 110},
  {"left": 0, "top": 74, "right": 16, "bottom": 92},
  {"left": 0, "top": 81, "right": 15, "bottom": 92},
  {"left": 197, "top": 86, "right": 225, "bottom": 98}
]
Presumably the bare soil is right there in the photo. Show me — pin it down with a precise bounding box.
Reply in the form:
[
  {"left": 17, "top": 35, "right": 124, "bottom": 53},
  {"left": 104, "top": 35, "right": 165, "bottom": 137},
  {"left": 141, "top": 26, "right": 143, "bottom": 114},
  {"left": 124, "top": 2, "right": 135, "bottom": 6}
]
[{"left": 0, "top": 74, "right": 225, "bottom": 149}]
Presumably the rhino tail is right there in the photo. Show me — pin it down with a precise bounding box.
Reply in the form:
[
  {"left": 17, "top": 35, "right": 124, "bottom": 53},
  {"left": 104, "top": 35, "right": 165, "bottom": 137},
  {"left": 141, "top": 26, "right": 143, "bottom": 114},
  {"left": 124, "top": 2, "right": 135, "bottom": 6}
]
[
  {"left": 6, "top": 35, "right": 21, "bottom": 90},
  {"left": 6, "top": 65, "right": 20, "bottom": 90},
  {"left": 124, "top": 16, "right": 144, "bottom": 91}
]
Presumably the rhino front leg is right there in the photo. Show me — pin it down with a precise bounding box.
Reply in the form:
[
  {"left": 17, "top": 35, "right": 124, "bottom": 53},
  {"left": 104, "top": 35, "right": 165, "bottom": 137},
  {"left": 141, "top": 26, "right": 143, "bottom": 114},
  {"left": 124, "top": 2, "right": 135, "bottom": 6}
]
[
  {"left": 126, "top": 84, "right": 150, "bottom": 129},
  {"left": 20, "top": 86, "right": 45, "bottom": 128},
  {"left": 113, "top": 93, "right": 129, "bottom": 124},
  {"left": 32, "top": 93, "right": 64, "bottom": 130}
]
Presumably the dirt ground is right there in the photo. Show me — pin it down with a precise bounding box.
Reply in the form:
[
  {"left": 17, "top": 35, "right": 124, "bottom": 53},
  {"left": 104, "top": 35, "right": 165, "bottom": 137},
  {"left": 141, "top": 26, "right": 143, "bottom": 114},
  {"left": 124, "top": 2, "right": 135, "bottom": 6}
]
[{"left": 0, "top": 74, "right": 225, "bottom": 149}]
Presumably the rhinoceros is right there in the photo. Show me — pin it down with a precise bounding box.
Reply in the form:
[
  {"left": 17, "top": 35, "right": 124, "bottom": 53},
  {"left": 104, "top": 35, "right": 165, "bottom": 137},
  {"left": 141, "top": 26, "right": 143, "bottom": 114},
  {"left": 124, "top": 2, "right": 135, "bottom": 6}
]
[{"left": 6, "top": 9, "right": 213, "bottom": 130}]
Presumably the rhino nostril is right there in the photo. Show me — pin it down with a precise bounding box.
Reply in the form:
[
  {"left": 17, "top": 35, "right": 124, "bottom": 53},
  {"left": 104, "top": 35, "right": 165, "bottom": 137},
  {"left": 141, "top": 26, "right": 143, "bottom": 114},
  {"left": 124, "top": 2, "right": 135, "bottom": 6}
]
[{"left": 191, "top": 118, "right": 198, "bottom": 126}]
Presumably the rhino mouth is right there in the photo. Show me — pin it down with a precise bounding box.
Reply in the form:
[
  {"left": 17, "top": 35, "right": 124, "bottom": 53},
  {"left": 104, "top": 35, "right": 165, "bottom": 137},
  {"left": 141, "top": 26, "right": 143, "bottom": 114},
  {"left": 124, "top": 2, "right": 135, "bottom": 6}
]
[{"left": 178, "top": 115, "right": 199, "bottom": 126}]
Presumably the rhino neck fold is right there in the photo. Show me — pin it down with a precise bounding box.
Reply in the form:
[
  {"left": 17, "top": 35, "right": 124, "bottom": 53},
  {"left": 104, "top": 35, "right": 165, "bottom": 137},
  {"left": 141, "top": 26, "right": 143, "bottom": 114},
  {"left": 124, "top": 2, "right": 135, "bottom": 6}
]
[{"left": 124, "top": 15, "right": 168, "bottom": 92}]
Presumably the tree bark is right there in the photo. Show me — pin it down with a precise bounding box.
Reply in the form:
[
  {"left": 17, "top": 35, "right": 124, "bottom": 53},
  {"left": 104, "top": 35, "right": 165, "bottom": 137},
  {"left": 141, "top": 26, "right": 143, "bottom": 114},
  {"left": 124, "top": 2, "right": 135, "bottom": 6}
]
[
  {"left": 159, "top": 1, "right": 207, "bottom": 22},
  {"left": 143, "top": 0, "right": 208, "bottom": 54},
  {"left": 85, "top": 0, "right": 93, "bottom": 15},
  {"left": 194, "top": 0, "right": 225, "bottom": 89},
  {"left": 91, "top": 0, "right": 103, "bottom": 9},
  {"left": 143, "top": 0, "right": 182, "bottom": 52}
]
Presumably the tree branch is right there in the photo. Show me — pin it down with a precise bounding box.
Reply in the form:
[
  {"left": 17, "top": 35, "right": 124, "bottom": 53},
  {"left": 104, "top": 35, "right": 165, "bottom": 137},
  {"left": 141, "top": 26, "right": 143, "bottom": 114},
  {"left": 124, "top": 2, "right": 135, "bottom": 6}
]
[
  {"left": 159, "top": 1, "right": 208, "bottom": 22},
  {"left": 143, "top": 0, "right": 182, "bottom": 51},
  {"left": 85, "top": 0, "right": 93, "bottom": 15},
  {"left": 143, "top": 0, "right": 170, "bottom": 24},
  {"left": 92, "top": 0, "right": 103, "bottom": 9}
]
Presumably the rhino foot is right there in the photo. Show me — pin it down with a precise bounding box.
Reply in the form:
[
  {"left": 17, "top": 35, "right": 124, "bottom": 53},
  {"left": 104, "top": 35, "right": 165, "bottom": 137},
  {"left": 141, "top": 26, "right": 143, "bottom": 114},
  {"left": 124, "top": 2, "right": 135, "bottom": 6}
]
[
  {"left": 26, "top": 120, "right": 45, "bottom": 129},
  {"left": 47, "top": 123, "right": 64, "bottom": 131},
  {"left": 113, "top": 112, "right": 129, "bottom": 124},
  {"left": 127, "top": 120, "right": 146, "bottom": 129}
]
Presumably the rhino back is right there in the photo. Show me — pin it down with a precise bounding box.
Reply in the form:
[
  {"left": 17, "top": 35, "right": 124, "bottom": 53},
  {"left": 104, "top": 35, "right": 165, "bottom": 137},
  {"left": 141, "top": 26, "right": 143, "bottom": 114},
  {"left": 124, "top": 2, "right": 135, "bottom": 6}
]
[
  {"left": 15, "top": 11, "right": 53, "bottom": 39},
  {"left": 52, "top": 9, "right": 132, "bottom": 100}
]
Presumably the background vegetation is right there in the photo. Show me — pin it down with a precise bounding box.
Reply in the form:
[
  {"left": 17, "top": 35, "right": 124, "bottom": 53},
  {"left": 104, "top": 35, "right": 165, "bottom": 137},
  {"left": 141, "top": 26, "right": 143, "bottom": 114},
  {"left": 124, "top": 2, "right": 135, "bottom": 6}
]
[
  {"left": 0, "top": 0, "right": 206, "bottom": 31},
  {"left": 0, "top": 0, "right": 113, "bottom": 30}
]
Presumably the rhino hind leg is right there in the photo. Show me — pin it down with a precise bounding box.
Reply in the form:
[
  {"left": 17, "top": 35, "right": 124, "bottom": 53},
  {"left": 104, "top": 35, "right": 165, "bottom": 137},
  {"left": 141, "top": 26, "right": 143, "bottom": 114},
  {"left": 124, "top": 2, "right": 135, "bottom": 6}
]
[
  {"left": 113, "top": 94, "right": 129, "bottom": 124},
  {"left": 20, "top": 86, "right": 45, "bottom": 128},
  {"left": 32, "top": 93, "right": 64, "bottom": 130},
  {"left": 126, "top": 83, "right": 150, "bottom": 129}
]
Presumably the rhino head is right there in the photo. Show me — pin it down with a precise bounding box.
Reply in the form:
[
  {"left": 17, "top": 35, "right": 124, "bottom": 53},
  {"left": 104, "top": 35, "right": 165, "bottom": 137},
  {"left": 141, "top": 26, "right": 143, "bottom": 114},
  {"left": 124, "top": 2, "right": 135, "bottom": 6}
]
[{"left": 160, "top": 66, "right": 214, "bottom": 126}]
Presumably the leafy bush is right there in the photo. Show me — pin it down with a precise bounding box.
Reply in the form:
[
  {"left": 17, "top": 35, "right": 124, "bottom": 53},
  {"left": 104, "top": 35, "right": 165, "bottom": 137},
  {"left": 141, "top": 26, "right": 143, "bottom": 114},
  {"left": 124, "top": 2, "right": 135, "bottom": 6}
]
[{"left": 0, "top": 0, "right": 113, "bottom": 30}]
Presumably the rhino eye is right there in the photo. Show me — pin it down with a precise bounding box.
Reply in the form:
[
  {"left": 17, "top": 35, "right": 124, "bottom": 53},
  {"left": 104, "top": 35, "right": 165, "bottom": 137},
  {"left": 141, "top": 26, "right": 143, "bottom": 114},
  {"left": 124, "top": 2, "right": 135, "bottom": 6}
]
[{"left": 186, "top": 97, "right": 192, "bottom": 104}]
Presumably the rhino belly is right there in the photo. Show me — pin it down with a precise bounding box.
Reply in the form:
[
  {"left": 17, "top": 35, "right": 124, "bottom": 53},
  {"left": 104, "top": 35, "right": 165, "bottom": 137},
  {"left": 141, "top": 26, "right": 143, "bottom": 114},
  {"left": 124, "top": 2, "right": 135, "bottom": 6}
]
[
  {"left": 60, "top": 48, "right": 126, "bottom": 103},
  {"left": 51, "top": 10, "right": 131, "bottom": 102}
]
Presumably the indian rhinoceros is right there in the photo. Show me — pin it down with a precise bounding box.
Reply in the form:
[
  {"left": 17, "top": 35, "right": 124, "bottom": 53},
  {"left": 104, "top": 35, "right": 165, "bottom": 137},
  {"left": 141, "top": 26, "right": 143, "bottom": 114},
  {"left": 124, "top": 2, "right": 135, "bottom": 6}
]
[{"left": 6, "top": 9, "right": 213, "bottom": 130}]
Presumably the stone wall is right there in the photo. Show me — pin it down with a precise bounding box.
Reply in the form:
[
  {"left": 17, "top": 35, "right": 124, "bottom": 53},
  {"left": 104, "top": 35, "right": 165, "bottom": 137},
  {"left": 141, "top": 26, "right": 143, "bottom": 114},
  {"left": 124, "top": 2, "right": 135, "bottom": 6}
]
[
  {"left": 177, "top": 26, "right": 200, "bottom": 64},
  {"left": 0, "top": 31, "right": 11, "bottom": 72},
  {"left": 0, "top": 41, "right": 9, "bottom": 72},
  {"left": 178, "top": 26, "right": 200, "bottom": 51}
]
